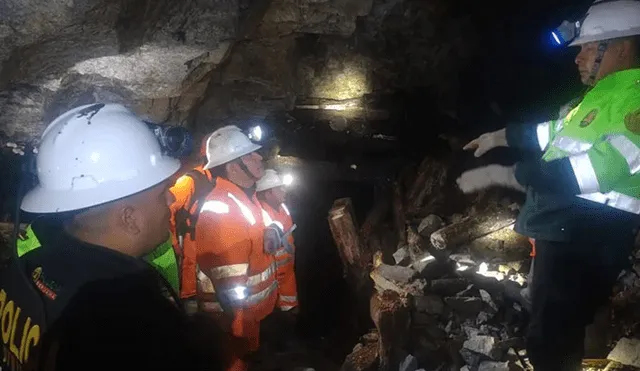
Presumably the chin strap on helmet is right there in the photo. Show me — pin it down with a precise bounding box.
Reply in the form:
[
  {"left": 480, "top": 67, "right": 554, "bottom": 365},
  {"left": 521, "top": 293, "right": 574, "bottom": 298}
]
[{"left": 235, "top": 157, "right": 261, "bottom": 183}]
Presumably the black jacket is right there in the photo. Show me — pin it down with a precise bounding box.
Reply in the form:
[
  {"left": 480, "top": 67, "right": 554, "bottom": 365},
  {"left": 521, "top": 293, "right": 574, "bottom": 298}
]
[{"left": 1, "top": 219, "right": 227, "bottom": 371}]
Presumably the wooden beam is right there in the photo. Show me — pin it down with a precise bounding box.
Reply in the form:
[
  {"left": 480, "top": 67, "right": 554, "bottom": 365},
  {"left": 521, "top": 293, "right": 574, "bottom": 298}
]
[
  {"left": 404, "top": 157, "right": 447, "bottom": 214},
  {"left": 370, "top": 290, "right": 411, "bottom": 371},
  {"left": 430, "top": 209, "right": 518, "bottom": 250},
  {"left": 328, "top": 198, "right": 370, "bottom": 274}
]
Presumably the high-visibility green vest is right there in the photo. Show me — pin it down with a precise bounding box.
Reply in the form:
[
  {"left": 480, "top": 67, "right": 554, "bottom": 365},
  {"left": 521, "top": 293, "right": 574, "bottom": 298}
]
[
  {"left": 17, "top": 225, "right": 180, "bottom": 293},
  {"left": 143, "top": 237, "right": 180, "bottom": 293},
  {"left": 534, "top": 68, "right": 640, "bottom": 215}
]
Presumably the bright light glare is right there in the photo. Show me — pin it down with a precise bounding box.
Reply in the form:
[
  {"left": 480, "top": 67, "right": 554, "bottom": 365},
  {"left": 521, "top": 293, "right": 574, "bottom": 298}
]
[
  {"left": 551, "top": 31, "right": 561, "bottom": 45},
  {"left": 233, "top": 286, "right": 247, "bottom": 300},
  {"left": 420, "top": 255, "right": 436, "bottom": 263},
  {"left": 282, "top": 173, "right": 294, "bottom": 186},
  {"left": 250, "top": 126, "right": 263, "bottom": 141}
]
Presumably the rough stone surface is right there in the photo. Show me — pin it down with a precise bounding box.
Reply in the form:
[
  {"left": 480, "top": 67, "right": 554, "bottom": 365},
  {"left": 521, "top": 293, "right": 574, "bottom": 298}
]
[
  {"left": 417, "top": 214, "right": 444, "bottom": 237},
  {"left": 478, "top": 361, "right": 509, "bottom": 371},
  {"left": 445, "top": 297, "right": 483, "bottom": 317},
  {"left": 412, "top": 253, "right": 446, "bottom": 279},
  {"left": 377, "top": 263, "right": 417, "bottom": 283},
  {"left": 463, "top": 335, "right": 497, "bottom": 359},
  {"left": 399, "top": 354, "right": 418, "bottom": 371},
  {"left": 0, "top": 0, "right": 242, "bottom": 141},
  {"left": 429, "top": 279, "right": 469, "bottom": 297},
  {"left": 414, "top": 295, "right": 444, "bottom": 315},
  {"left": 479, "top": 289, "right": 498, "bottom": 312},
  {"left": 459, "top": 348, "right": 482, "bottom": 369},
  {"left": 607, "top": 337, "right": 640, "bottom": 367},
  {"left": 393, "top": 246, "right": 411, "bottom": 265}
]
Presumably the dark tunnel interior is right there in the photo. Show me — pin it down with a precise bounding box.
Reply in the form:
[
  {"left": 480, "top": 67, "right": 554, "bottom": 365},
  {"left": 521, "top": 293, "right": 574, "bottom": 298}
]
[{"left": 0, "top": 0, "right": 601, "bottom": 366}]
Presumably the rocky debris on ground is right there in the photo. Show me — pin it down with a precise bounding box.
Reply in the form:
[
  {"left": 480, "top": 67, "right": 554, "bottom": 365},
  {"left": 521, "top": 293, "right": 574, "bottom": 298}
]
[
  {"left": 607, "top": 338, "right": 640, "bottom": 368},
  {"left": 335, "top": 166, "right": 640, "bottom": 371}
]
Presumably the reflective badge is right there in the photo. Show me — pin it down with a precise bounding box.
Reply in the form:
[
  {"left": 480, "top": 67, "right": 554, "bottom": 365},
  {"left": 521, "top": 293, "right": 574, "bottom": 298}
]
[
  {"left": 31, "top": 267, "right": 59, "bottom": 300},
  {"left": 624, "top": 108, "right": 640, "bottom": 134},
  {"left": 579, "top": 109, "right": 598, "bottom": 128}
]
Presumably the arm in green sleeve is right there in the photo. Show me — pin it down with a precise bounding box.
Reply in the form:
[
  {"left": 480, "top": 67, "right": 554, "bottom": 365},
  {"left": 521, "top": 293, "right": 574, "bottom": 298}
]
[
  {"left": 568, "top": 133, "right": 640, "bottom": 194},
  {"left": 516, "top": 132, "right": 640, "bottom": 195},
  {"left": 506, "top": 121, "right": 556, "bottom": 152}
]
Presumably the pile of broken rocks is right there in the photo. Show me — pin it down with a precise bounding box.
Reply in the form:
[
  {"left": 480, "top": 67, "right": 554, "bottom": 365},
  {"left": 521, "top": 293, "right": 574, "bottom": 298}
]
[
  {"left": 343, "top": 210, "right": 535, "bottom": 371},
  {"left": 342, "top": 210, "right": 640, "bottom": 371}
]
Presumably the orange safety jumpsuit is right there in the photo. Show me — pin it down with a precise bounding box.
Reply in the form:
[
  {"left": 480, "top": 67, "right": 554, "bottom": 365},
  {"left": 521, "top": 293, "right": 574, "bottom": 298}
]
[
  {"left": 196, "top": 177, "right": 278, "bottom": 371},
  {"left": 260, "top": 201, "right": 298, "bottom": 311},
  {"left": 169, "top": 165, "right": 213, "bottom": 300}
]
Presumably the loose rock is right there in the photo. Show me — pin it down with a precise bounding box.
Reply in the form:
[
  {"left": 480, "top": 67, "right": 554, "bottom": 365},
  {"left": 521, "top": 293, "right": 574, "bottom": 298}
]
[
  {"left": 377, "top": 263, "right": 417, "bottom": 284},
  {"left": 459, "top": 348, "right": 482, "bottom": 368},
  {"left": 412, "top": 253, "right": 446, "bottom": 279},
  {"left": 476, "top": 311, "right": 492, "bottom": 324},
  {"left": 399, "top": 354, "right": 418, "bottom": 371},
  {"left": 414, "top": 295, "right": 444, "bottom": 315},
  {"left": 463, "top": 334, "right": 498, "bottom": 359},
  {"left": 479, "top": 289, "right": 498, "bottom": 312},
  {"left": 607, "top": 337, "right": 640, "bottom": 367},
  {"left": 418, "top": 214, "right": 444, "bottom": 237},
  {"left": 393, "top": 246, "right": 411, "bottom": 265},
  {"left": 430, "top": 278, "right": 469, "bottom": 296},
  {"left": 478, "top": 361, "right": 509, "bottom": 371},
  {"left": 445, "top": 297, "right": 483, "bottom": 317}
]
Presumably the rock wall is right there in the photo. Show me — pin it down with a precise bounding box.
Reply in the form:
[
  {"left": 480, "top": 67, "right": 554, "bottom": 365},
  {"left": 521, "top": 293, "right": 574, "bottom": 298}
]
[
  {"left": 0, "top": 0, "right": 241, "bottom": 142},
  {"left": 0, "top": 0, "right": 479, "bottom": 150}
]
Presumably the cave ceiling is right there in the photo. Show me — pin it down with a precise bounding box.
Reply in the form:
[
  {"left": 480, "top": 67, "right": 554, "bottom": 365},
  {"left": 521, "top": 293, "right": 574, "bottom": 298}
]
[{"left": 0, "top": 0, "right": 590, "bottom": 178}]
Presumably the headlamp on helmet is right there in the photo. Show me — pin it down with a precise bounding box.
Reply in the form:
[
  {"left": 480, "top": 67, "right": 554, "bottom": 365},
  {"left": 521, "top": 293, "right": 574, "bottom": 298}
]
[
  {"left": 145, "top": 122, "right": 194, "bottom": 158},
  {"left": 551, "top": 20, "right": 582, "bottom": 47}
]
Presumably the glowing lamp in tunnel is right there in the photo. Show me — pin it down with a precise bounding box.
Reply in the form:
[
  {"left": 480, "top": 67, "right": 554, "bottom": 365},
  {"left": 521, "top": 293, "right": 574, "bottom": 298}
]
[
  {"left": 249, "top": 125, "right": 263, "bottom": 141},
  {"left": 233, "top": 286, "right": 247, "bottom": 300},
  {"left": 282, "top": 173, "right": 294, "bottom": 186},
  {"left": 551, "top": 31, "right": 562, "bottom": 46}
]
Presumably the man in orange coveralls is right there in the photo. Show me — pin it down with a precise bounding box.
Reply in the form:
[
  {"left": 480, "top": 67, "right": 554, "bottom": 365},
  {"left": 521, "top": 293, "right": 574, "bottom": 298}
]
[
  {"left": 194, "top": 125, "right": 279, "bottom": 371},
  {"left": 169, "top": 136, "right": 216, "bottom": 313},
  {"left": 256, "top": 169, "right": 299, "bottom": 313}
]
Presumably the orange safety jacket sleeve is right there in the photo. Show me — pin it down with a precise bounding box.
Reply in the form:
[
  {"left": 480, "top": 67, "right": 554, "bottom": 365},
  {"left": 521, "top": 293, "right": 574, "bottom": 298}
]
[
  {"left": 275, "top": 205, "right": 299, "bottom": 311},
  {"left": 196, "top": 208, "right": 252, "bottom": 338},
  {"left": 169, "top": 175, "right": 196, "bottom": 235},
  {"left": 276, "top": 237, "right": 298, "bottom": 311},
  {"left": 169, "top": 175, "right": 197, "bottom": 298}
]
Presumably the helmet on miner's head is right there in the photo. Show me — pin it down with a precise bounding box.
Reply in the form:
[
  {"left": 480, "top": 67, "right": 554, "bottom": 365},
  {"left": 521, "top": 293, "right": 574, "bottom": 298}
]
[
  {"left": 256, "top": 169, "right": 285, "bottom": 192},
  {"left": 570, "top": 0, "right": 640, "bottom": 46},
  {"left": 203, "top": 125, "right": 262, "bottom": 170},
  {"left": 21, "top": 103, "right": 181, "bottom": 213}
]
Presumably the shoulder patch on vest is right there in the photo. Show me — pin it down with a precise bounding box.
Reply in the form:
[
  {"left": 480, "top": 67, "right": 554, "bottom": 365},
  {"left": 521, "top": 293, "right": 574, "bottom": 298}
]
[
  {"left": 624, "top": 108, "right": 640, "bottom": 134},
  {"left": 579, "top": 109, "right": 598, "bottom": 128},
  {"left": 32, "top": 266, "right": 60, "bottom": 300}
]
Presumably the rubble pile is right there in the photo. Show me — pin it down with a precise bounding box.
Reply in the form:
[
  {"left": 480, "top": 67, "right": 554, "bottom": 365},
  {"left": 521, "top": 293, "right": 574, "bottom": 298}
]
[
  {"left": 329, "top": 156, "right": 536, "bottom": 371},
  {"left": 331, "top": 155, "right": 640, "bottom": 371}
]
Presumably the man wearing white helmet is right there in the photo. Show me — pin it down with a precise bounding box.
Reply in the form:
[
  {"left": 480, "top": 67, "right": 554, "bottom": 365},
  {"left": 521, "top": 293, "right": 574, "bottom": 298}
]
[
  {"left": 256, "top": 169, "right": 298, "bottom": 314},
  {"left": 0, "top": 104, "right": 226, "bottom": 371},
  {"left": 192, "top": 125, "right": 278, "bottom": 371},
  {"left": 457, "top": 1, "right": 640, "bottom": 369},
  {"left": 256, "top": 170, "right": 300, "bottom": 351}
]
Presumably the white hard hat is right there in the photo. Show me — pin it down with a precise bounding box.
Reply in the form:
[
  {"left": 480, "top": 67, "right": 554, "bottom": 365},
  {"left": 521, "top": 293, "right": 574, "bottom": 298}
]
[
  {"left": 21, "top": 103, "right": 181, "bottom": 213},
  {"left": 203, "top": 125, "right": 262, "bottom": 170},
  {"left": 256, "top": 169, "right": 285, "bottom": 192},
  {"left": 571, "top": 0, "right": 640, "bottom": 46}
]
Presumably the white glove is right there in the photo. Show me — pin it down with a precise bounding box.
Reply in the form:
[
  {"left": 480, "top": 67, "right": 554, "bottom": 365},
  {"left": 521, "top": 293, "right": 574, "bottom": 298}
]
[
  {"left": 456, "top": 165, "right": 525, "bottom": 194},
  {"left": 463, "top": 129, "right": 508, "bottom": 157}
]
